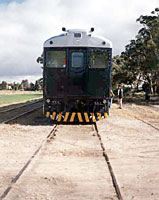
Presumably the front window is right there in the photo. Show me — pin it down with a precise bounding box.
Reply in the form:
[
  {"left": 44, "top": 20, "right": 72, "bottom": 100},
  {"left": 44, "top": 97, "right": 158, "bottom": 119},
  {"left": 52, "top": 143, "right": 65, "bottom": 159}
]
[
  {"left": 46, "top": 50, "right": 66, "bottom": 68},
  {"left": 71, "top": 52, "right": 84, "bottom": 68},
  {"left": 89, "top": 49, "right": 110, "bottom": 68}
]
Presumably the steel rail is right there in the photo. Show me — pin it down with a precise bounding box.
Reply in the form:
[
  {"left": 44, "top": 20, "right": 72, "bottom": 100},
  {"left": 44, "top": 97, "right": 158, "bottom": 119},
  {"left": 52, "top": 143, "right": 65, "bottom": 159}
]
[
  {"left": 0, "top": 125, "right": 58, "bottom": 200},
  {"left": 93, "top": 123, "right": 123, "bottom": 200},
  {"left": 0, "top": 98, "right": 43, "bottom": 114},
  {"left": 134, "top": 116, "right": 159, "bottom": 132},
  {"left": 1, "top": 104, "right": 43, "bottom": 124},
  {"left": 124, "top": 107, "right": 159, "bottom": 132}
]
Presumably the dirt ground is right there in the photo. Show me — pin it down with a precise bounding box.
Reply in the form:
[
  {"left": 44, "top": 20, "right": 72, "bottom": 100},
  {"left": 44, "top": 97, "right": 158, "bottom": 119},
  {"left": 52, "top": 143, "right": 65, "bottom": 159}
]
[
  {"left": 98, "top": 102, "right": 159, "bottom": 200},
  {"left": 0, "top": 96, "right": 159, "bottom": 200}
]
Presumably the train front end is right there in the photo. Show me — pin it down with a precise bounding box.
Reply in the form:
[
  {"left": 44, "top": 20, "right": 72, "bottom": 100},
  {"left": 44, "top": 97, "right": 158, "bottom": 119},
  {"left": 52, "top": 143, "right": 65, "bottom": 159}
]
[{"left": 43, "top": 28, "right": 112, "bottom": 123}]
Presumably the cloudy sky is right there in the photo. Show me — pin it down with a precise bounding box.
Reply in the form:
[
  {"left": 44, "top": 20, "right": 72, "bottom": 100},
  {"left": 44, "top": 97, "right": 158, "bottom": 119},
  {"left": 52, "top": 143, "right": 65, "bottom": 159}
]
[{"left": 0, "top": 0, "right": 158, "bottom": 83}]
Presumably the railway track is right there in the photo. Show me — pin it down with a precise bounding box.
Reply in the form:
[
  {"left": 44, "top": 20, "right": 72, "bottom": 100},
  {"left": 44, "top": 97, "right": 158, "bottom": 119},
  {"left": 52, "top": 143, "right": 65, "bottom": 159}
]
[
  {"left": 94, "top": 123, "right": 123, "bottom": 200},
  {"left": 0, "top": 98, "right": 43, "bottom": 114},
  {"left": 124, "top": 106, "right": 159, "bottom": 132},
  {"left": 0, "top": 99, "right": 43, "bottom": 124},
  {"left": 0, "top": 122, "right": 123, "bottom": 200},
  {"left": 0, "top": 125, "right": 58, "bottom": 200},
  {"left": 134, "top": 116, "right": 159, "bottom": 132}
]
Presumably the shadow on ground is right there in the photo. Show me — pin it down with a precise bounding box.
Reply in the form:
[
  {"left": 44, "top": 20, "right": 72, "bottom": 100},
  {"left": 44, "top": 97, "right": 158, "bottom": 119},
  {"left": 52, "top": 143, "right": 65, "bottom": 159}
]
[
  {"left": 1, "top": 93, "right": 159, "bottom": 126},
  {"left": 114, "top": 93, "right": 159, "bottom": 106},
  {"left": 2, "top": 107, "right": 94, "bottom": 127}
]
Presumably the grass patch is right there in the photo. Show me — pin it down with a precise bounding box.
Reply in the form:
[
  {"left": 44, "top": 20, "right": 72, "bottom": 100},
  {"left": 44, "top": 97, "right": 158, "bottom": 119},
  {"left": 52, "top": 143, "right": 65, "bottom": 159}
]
[{"left": 0, "top": 94, "right": 42, "bottom": 105}]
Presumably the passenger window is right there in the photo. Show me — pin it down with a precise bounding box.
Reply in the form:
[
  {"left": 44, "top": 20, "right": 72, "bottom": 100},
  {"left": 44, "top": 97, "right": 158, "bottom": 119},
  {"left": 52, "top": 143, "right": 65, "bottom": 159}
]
[
  {"left": 46, "top": 51, "right": 66, "bottom": 68},
  {"left": 71, "top": 52, "right": 84, "bottom": 68},
  {"left": 89, "top": 50, "right": 110, "bottom": 68}
]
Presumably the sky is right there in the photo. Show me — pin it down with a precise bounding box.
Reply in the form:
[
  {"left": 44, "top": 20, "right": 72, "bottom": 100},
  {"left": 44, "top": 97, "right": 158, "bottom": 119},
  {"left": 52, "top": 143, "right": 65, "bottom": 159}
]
[{"left": 0, "top": 0, "right": 158, "bottom": 83}]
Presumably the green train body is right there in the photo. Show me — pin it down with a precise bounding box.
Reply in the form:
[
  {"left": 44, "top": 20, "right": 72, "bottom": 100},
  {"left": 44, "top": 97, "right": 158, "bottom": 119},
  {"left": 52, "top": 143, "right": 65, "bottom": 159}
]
[{"left": 43, "top": 28, "right": 112, "bottom": 123}]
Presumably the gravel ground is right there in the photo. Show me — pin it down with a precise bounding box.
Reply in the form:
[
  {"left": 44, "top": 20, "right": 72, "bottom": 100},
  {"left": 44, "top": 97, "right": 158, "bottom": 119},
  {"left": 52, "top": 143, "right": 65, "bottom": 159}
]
[{"left": 0, "top": 101, "right": 159, "bottom": 200}]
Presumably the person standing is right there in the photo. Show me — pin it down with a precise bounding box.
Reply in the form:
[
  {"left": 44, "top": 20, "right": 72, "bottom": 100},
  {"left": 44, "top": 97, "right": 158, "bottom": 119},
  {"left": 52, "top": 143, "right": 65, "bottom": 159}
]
[
  {"left": 118, "top": 85, "right": 123, "bottom": 109},
  {"left": 145, "top": 85, "right": 151, "bottom": 103},
  {"left": 109, "top": 89, "right": 114, "bottom": 108}
]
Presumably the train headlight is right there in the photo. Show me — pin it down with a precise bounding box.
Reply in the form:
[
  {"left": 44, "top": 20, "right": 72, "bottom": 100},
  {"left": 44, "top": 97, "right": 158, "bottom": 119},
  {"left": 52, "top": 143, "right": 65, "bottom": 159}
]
[
  {"left": 103, "top": 99, "right": 107, "bottom": 104},
  {"left": 46, "top": 99, "right": 51, "bottom": 103}
]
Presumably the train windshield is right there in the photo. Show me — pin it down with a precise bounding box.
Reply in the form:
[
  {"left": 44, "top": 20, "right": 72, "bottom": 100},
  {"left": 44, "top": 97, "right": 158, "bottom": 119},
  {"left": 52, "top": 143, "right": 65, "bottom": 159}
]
[
  {"left": 46, "top": 50, "right": 66, "bottom": 68},
  {"left": 89, "top": 49, "right": 110, "bottom": 68},
  {"left": 71, "top": 52, "right": 84, "bottom": 68}
]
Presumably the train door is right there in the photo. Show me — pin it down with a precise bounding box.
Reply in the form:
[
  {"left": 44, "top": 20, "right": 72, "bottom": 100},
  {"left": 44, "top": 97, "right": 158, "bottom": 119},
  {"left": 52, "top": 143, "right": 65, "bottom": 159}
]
[{"left": 67, "top": 48, "right": 87, "bottom": 96}]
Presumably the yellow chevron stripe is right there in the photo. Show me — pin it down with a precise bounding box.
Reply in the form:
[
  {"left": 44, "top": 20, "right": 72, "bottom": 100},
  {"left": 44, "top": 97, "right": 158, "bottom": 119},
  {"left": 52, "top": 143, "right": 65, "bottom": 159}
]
[
  {"left": 70, "top": 112, "right": 76, "bottom": 122},
  {"left": 104, "top": 112, "right": 108, "bottom": 118},
  {"left": 51, "top": 112, "right": 56, "bottom": 120},
  {"left": 97, "top": 113, "right": 102, "bottom": 120},
  {"left": 64, "top": 112, "right": 69, "bottom": 122},
  {"left": 46, "top": 112, "right": 50, "bottom": 118},
  {"left": 84, "top": 113, "right": 90, "bottom": 122},
  {"left": 77, "top": 112, "right": 83, "bottom": 122},
  {"left": 57, "top": 112, "right": 62, "bottom": 122},
  {"left": 91, "top": 113, "right": 96, "bottom": 122}
]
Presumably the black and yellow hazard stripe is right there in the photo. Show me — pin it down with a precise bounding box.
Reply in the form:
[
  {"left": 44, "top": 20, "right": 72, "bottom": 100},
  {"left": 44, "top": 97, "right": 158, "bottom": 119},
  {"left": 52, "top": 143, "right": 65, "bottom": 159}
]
[
  {"left": 46, "top": 112, "right": 108, "bottom": 123},
  {"left": 46, "top": 112, "right": 50, "bottom": 118},
  {"left": 51, "top": 112, "right": 56, "bottom": 120},
  {"left": 77, "top": 113, "right": 81, "bottom": 122},
  {"left": 84, "top": 112, "right": 90, "bottom": 122},
  {"left": 63, "top": 112, "right": 69, "bottom": 122}
]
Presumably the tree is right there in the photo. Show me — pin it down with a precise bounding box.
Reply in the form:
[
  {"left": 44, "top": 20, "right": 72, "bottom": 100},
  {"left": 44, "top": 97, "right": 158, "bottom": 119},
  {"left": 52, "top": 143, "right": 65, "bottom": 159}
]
[
  {"left": 34, "top": 78, "right": 43, "bottom": 91},
  {"left": 30, "top": 83, "right": 35, "bottom": 91},
  {"left": 37, "top": 53, "right": 44, "bottom": 64},
  {"left": 1, "top": 81, "right": 8, "bottom": 90},
  {"left": 21, "top": 80, "right": 30, "bottom": 90},
  {"left": 136, "top": 8, "right": 159, "bottom": 85},
  {"left": 113, "top": 8, "right": 159, "bottom": 91}
]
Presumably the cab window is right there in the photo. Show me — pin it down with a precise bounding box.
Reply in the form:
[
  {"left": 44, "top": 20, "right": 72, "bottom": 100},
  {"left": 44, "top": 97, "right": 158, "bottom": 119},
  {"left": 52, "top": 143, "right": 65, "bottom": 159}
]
[
  {"left": 89, "top": 50, "right": 110, "bottom": 68},
  {"left": 46, "top": 50, "right": 66, "bottom": 68},
  {"left": 71, "top": 52, "right": 84, "bottom": 68}
]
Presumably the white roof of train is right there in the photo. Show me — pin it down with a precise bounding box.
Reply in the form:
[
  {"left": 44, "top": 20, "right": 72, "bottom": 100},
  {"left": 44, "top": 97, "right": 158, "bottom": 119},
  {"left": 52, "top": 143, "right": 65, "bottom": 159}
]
[{"left": 44, "top": 29, "right": 112, "bottom": 48}]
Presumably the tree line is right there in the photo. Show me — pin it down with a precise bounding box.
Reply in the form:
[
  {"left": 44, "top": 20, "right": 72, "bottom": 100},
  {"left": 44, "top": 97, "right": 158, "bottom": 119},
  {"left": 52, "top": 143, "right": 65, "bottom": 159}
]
[
  {"left": 0, "top": 78, "right": 43, "bottom": 91},
  {"left": 112, "top": 8, "right": 159, "bottom": 94}
]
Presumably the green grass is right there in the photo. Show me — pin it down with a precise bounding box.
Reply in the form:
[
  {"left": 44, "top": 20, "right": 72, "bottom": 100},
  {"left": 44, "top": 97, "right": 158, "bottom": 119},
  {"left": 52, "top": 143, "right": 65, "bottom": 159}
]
[{"left": 0, "top": 94, "right": 43, "bottom": 104}]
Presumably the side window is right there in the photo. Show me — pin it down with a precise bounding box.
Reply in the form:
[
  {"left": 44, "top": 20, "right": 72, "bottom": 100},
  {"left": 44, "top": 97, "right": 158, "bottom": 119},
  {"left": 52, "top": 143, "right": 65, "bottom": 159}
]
[
  {"left": 71, "top": 52, "right": 84, "bottom": 68},
  {"left": 46, "top": 50, "right": 66, "bottom": 68},
  {"left": 89, "top": 50, "right": 110, "bottom": 68}
]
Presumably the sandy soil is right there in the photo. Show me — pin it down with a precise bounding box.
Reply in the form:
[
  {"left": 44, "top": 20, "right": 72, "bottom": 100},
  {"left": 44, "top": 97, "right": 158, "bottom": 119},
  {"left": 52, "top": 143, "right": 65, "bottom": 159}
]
[
  {"left": 98, "top": 103, "right": 159, "bottom": 200},
  {"left": 0, "top": 100, "right": 159, "bottom": 200}
]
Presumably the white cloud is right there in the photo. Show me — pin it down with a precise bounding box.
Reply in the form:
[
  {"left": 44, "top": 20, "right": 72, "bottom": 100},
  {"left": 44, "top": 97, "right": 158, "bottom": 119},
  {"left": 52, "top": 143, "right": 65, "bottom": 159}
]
[{"left": 0, "top": 0, "right": 158, "bottom": 81}]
